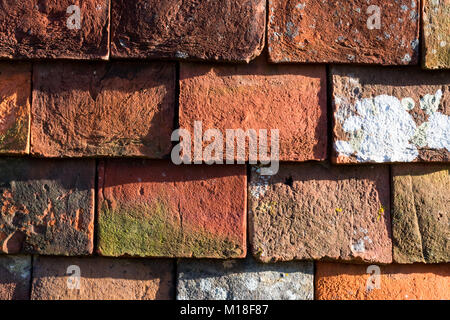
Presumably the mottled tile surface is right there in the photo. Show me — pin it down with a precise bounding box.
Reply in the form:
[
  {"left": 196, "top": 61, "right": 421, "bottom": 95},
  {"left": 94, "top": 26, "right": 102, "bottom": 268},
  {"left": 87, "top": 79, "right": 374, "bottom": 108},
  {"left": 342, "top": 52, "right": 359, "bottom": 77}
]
[
  {"left": 97, "top": 160, "right": 247, "bottom": 258},
  {"left": 0, "top": 159, "right": 95, "bottom": 255},
  {"left": 0, "top": 0, "right": 109, "bottom": 59},
  {"left": 332, "top": 66, "right": 450, "bottom": 163},
  {"left": 249, "top": 164, "right": 392, "bottom": 264},
  {"left": 392, "top": 164, "right": 449, "bottom": 263},
  {"left": 31, "top": 256, "right": 174, "bottom": 300},
  {"left": 0, "top": 63, "right": 30, "bottom": 154},
  {"left": 268, "top": 0, "right": 419, "bottom": 64},
  {"left": 423, "top": 0, "right": 450, "bottom": 69},
  {"left": 111, "top": 0, "right": 265, "bottom": 62},
  {"left": 32, "top": 62, "right": 175, "bottom": 158},
  {"left": 178, "top": 258, "right": 313, "bottom": 300}
]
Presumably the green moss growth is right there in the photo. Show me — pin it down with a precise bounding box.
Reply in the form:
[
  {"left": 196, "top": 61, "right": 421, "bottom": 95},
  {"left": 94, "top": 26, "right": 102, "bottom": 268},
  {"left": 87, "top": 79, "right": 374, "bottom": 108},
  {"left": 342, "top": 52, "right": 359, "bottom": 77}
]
[
  {"left": 87, "top": 137, "right": 164, "bottom": 158},
  {"left": 98, "top": 199, "right": 242, "bottom": 258},
  {"left": 0, "top": 116, "right": 28, "bottom": 152}
]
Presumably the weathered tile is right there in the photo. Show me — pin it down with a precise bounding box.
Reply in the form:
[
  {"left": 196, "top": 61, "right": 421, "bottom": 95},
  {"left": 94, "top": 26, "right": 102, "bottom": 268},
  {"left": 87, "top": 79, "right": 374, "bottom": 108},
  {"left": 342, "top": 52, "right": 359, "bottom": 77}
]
[
  {"left": 111, "top": 0, "right": 266, "bottom": 62},
  {"left": 0, "top": 1, "right": 109, "bottom": 59},
  {"left": 180, "top": 58, "right": 327, "bottom": 162},
  {"left": 97, "top": 160, "right": 247, "bottom": 258},
  {"left": 177, "top": 258, "right": 313, "bottom": 300},
  {"left": 0, "top": 63, "right": 30, "bottom": 154},
  {"left": 31, "top": 256, "right": 174, "bottom": 300},
  {"left": 392, "top": 164, "right": 449, "bottom": 263},
  {"left": 332, "top": 66, "right": 450, "bottom": 163},
  {"left": 316, "top": 262, "right": 450, "bottom": 300},
  {"left": 32, "top": 62, "right": 175, "bottom": 158},
  {"left": 249, "top": 163, "right": 392, "bottom": 264},
  {"left": 268, "top": 0, "right": 420, "bottom": 64},
  {"left": 0, "top": 159, "right": 95, "bottom": 255},
  {"left": 423, "top": 0, "right": 450, "bottom": 69}
]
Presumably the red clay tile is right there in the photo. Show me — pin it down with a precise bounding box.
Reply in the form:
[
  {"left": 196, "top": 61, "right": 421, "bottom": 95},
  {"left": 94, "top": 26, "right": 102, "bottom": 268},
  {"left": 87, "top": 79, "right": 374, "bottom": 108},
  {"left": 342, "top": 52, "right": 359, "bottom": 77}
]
[
  {"left": 111, "top": 0, "right": 266, "bottom": 62},
  {"left": 97, "top": 160, "right": 247, "bottom": 258},
  {"left": 32, "top": 62, "right": 175, "bottom": 158},
  {"left": 0, "top": 0, "right": 109, "bottom": 59},
  {"left": 316, "top": 262, "right": 450, "bottom": 300},
  {"left": 0, "top": 63, "right": 30, "bottom": 155},
  {"left": 179, "top": 57, "right": 327, "bottom": 162},
  {"left": 249, "top": 163, "right": 392, "bottom": 263},
  {"left": 31, "top": 256, "right": 174, "bottom": 300},
  {"left": 269, "top": 0, "right": 420, "bottom": 64}
]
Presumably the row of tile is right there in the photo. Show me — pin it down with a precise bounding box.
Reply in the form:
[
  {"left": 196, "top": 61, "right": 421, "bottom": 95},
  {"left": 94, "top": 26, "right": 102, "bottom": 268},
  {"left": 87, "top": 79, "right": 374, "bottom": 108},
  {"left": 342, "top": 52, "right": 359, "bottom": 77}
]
[
  {"left": 0, "top": 158, "right": 448, "bottom": 264},
  {"left": 0, "top": 1, "right": 448, "bottom": 68},
  {"left": 1, "top": 60, "right": 449, "bottom": 163},
  {"left": 1, "top": 255, "right": 449, "bottom": 300}
]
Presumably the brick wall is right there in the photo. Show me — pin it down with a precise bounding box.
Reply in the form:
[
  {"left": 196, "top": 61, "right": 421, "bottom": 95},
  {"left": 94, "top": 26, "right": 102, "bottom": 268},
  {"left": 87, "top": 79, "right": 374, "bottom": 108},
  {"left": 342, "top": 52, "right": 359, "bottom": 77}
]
[{"left": 0, "top": 0, "right": 448, "bottom": 300}]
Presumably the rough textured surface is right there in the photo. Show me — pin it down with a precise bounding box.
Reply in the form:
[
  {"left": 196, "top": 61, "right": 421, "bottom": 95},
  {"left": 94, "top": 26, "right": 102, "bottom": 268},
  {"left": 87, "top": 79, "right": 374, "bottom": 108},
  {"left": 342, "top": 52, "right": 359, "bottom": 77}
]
[
  {"left": 249, "top": 163, "right": 392, "bottom": 263},
  {"left": 316, "top": 262, "right": 450, "bottom": 300},
  {"left": 180, "top": 56, "right": 327, "bottom": 162},
  {"left": 0, "top": 63, "right": 30, "bottom": 155},
  {"left": 268, "top": 0, "right": 420, "bottom": 64},
  {"left": 32, "top": 62, "right": 175, "bottom": 158},
  {"left": 97, "top": 160, "right": 247, "bottom": 258},
  {"left": 111, "top": 0, "right": 265, "bottom": 62},
  {"left": 423, "top": 0, "right": 450, "bottom": 69},
  {"left": 177, "top": 258, "right": 313, "bottom": 300},
  {"left": 392, "top": 164, "right": 449, "bottom": 264},
  {"left": 332, "top": 66, "right": 450, "bottom": 163},
  {"left": 0, "top": 0, "right": 109, "bottom": 59},
  {"left": 31, "top": 256, "right": 174, "bottom": 300},
  {"left": 0, "top": 159, "right": 95, "bottom": 255},
  {"left": 0, "top": 255, "right": 31, "bottom": 300}
]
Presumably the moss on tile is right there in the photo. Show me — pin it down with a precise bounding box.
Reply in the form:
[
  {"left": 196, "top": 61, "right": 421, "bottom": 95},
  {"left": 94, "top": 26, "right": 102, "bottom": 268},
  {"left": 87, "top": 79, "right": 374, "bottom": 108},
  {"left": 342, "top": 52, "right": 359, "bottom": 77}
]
[
  {"left": 98, "top": 199, "right": 243, "bottom": 258},
  {"left": 0, "top": 113, "right": 28, "bottom": 153}
]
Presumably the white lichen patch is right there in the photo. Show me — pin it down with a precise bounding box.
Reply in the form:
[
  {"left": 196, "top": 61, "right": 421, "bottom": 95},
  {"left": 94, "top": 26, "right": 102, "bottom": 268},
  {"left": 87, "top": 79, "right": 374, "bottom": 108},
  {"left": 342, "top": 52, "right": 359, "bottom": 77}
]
[
  {"left": 4, "top": 256, "right": 31, "bottom": 279},
  {"left": 250, "top": 167, "right": 271, "bottom": 199},
  {"left": 402, "top": 54, "right": 412, "bottom": 63},
  {"left": 175, "top": 51, "right": 189, "bottom": 59},
  {"left": 335, "top": 95, "right": 418, "bottom": 162},
  {"left": 420, "top": 89, "right": 443, "bottom": 115},
  {"left": 351, "top": 239, "right": 366, "bottom": 253},
  {"left": 401, "top": 97, "right": 415, "bottom": 110},
  {"left": 336, "top": 89, "right": 449, "bottom": 161},
  {"left": 295, "top": 3, "right": 306, "bottom": 10},
  {"left": 334, "top": 140, "right": 354, "bottom": 157},
  {"left": 412, "top": 122, "right": 429, "bottom": 148},
  {"left": 418, "top": 90, "right": 450, "bottom": 152},
  {"left": 245, "top": 277, "right": 259, "bottom": 291},
  {"left": 351, "top": 226, "right": 373, "bottom": 253},
  {"left": 212, "top": 287, "right": 228, "bottom": 299},
  {"left": 199, "top": 278, "right": 212, "bottom": 292},
  {"left": 424, "top": 110, "right": 450, "bottom": 152}
]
